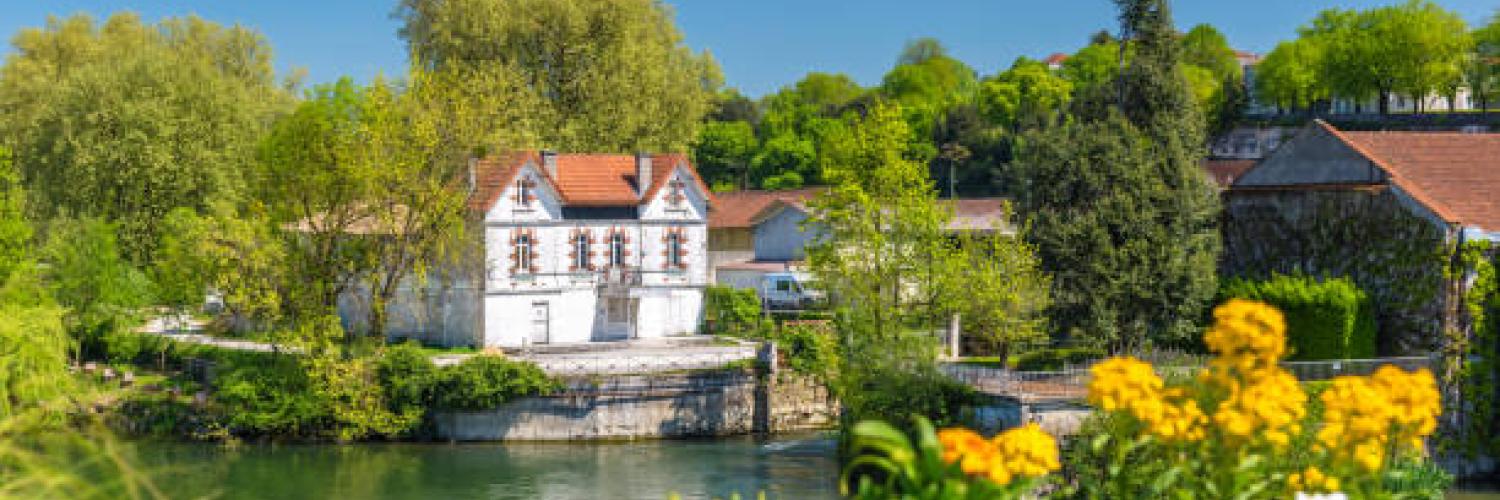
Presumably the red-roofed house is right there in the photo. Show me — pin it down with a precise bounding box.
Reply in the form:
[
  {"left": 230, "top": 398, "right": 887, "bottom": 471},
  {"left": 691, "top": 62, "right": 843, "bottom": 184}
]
[
  {"left": 1223, "top": 120, "right": 1500, "bottom": 354},
  {"left": 405, "top": 151, "right": 715, "bottom": 347}
]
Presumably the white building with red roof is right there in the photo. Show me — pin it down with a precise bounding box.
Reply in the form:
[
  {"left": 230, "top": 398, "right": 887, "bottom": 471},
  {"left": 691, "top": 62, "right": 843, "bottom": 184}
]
[{"left": 438, "top": 150, "right": 713, "bottom": 347}]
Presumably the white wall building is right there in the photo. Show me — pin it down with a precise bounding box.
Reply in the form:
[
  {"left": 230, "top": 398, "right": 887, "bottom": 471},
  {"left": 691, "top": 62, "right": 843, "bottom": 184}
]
[{"left": 343, "top": 151, "right": 714, "bottom": 349}]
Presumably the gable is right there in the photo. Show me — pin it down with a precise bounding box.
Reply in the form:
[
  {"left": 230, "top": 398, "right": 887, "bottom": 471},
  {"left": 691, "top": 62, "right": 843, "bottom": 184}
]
[
  {"left": 1233, "top": 124, "right": 1387, "bottom": 187},
  {"left": 640, "top": 163, "right": 710, "bottom": 221},
  {"left": 484, "top": 162, "right": 563, "bottom": 222}
]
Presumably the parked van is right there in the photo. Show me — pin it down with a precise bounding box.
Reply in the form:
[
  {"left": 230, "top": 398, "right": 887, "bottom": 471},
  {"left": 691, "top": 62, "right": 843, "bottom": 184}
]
[{"left": 759, "top": 272, "right": 823, "bottom": 310}]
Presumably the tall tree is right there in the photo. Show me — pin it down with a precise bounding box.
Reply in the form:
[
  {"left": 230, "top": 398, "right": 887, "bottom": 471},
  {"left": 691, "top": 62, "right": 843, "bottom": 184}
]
[
  {"left": 0, "top": 14, "right": 291, "bottom": 263},
  {"left": 0, "top": 148, "right": 29, "bottom": 283},
  {"left": 979, "top": 57, "right": 1073, "bottom": 130},
  {"left": 1466, "top": 12, "right": 1500, "bottom": 111},
  {"left": 1255, "top": 39, "right": 1326, "bottom": 113},
  {"left": 396, "top": 0, "right": 721, "bottom": 153},
  {"left": 1303, "top": 1, "right": 1468, "bottom": 115},
  {"left": 692, "top": 121, "right": 759, "bottom": 190},
  {"left": 1018, "top": 0, "right": 1220, "bottom": 351}
]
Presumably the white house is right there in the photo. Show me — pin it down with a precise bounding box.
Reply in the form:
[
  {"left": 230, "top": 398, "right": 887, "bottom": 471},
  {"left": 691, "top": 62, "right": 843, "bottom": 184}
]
[
  {"left": 468, "top": 151, "right": 714, "bottom": 347},
  {"left": 343, "top": 150, "right": 715, "bottom": 349}
]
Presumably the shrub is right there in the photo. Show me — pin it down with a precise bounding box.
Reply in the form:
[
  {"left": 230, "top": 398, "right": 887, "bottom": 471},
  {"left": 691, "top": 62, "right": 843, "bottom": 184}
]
[
  {"left": 375, "top": 341, "right": 437, "bottom": 417},
  {"left": 1219, "top": 273, "right": 1376, "bottom": 360},
  {"left": 774, "top": 323, "right": 837, "bottom": 380},
  {"left": 429, "top": 355, "right": 560, "bottom": 411},
  {"left": 1012, "top": 347, "right": 1105, "bottom": 371},
  {"left": 704, "top": 285, "right": 763, "bottom": 335}
]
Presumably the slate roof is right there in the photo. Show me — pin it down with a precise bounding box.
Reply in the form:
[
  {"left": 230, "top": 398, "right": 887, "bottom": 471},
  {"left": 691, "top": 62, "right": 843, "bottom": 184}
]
[
  {"left": 468, "top": 151, "right": 712, "bottom": 212},
  {"left": 1324, "top": 122, "right": 1500, "bottom": 232}
]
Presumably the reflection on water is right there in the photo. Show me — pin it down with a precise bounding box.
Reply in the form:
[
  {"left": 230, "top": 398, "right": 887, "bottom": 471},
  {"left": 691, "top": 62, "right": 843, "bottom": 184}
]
[{"left": 134, "top": 434, "right": 840, "bottom": 500}]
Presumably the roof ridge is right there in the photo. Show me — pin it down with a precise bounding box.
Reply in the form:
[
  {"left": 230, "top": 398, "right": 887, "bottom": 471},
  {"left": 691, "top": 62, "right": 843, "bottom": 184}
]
[{"left": 1316, "top": 120, "right": 1458, "bottom": 224}]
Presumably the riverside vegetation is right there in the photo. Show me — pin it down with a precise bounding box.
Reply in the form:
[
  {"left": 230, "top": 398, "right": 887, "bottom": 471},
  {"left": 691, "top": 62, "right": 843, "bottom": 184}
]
[{"left": 841, "top": 300, "right": 1449, "bottom": 499}]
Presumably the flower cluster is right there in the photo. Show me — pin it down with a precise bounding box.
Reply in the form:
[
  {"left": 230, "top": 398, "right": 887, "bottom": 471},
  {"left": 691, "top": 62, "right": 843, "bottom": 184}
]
[
  {"left": 1317, "top": 365, "right": 1441, "bottom": 471},
  {"left": 1198, "top": 300, "right": 1306, "bottom": 447},
  {"left": 1087, "top": 357, "right": 1206, "bottom": 441},
  {"left": 937, "top": 423, "right": 1060, "bottom": 485},
  {"left": 1287, "top": 466, "right": 1340, "bottom": 493}
]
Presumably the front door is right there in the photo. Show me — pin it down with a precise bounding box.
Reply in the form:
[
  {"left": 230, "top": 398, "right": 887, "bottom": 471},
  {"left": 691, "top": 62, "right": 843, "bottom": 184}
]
[{"left": 529, "top": 301, "right": 550, "bottom": 345}]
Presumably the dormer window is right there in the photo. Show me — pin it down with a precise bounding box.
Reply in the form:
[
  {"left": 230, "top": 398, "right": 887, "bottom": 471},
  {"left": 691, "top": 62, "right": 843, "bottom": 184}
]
[
  {"left": 667, "top": 179, "right": 686, "bottom": 207},
  {"left": 514, "top": 177, "right": 536, "bottom": 208}
]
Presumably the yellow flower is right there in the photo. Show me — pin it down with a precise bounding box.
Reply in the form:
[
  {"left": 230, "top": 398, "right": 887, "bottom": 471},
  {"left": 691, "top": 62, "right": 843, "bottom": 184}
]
[
  {"left": 938, "top": 424, "right": 1060, "bottom": 486},
  {"left": 937, "top": 428, "right": 994, "bottom": 475},
  {"left": 1317, "top": 365, "right": 1440, "bottom": 471},
  {"left": 1289, "top": 466, "right": 1339, "bottom": 493}
]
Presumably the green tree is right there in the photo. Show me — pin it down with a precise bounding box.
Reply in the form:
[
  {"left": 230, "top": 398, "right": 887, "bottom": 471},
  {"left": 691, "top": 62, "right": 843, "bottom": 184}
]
[
  {"left": 1468, "top": 12, "right": 1500, "bottom": 111},
  {"left": 153, "top": 203, "right": 285, "bottom": 329},
  {"left": 692, "top": 121, "right": 759, "bottom": 189},
  {"left": 880, "top": 39, "right": 978, "bottom": 140},
  {"left": 1179, "top": 24, "right": 1241, "bottom": 83},
  {"left": 0, "top": 148, "right": 30, "bottom": 283},
  {"left": 1018, "top": 0, "right": 1220, "bottom": 351},
  {"left": 41, "top": 217, "right": 153, "bottom": 360},
  {"left": 936, "top": 221, "right": 1051, "bottom": 365},
  {"left": 1255, "top": 39, "right": 1326, "bottom": 112},
  {"left": 0, "top": 14, "right": 291, "bottom": 263},
  {"left": 258, "top": 77, "right": 469, "bottom": 340},
  {"left": 396, "top": 0, "right": 721, "bottom": 153},
  {"left": 809, "top": 103, "right": 973, "bottom": 425},
  {"left": 1061, "top": 41, "right": 1126, "bottom": 95},
  {"left": 978, "top": 58, "right": 1073, "bottom": 130},
  {"left": 1304, "top": 1, "right": 1469, "bottom": 114}
]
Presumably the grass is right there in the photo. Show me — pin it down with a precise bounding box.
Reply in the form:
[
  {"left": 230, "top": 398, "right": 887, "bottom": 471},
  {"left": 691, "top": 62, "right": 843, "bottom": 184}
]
[{"left": 953, "top": 356, "right": 1018, "bottom": 369}]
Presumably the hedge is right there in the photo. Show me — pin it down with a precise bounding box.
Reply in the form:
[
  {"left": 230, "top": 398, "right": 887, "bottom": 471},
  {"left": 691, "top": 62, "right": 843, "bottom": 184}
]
[
  {"left": 704, "top": 285, "right": 762, "bottom": 335},
  {"left": 1218, "top": 273, "right": 1376, "bottom": 360}
]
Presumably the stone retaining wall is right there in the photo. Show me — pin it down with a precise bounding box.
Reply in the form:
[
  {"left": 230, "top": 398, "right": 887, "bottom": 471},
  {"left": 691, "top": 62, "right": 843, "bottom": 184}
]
[{"left": 434, "top": 370, "right": 838, "bottom": 441}]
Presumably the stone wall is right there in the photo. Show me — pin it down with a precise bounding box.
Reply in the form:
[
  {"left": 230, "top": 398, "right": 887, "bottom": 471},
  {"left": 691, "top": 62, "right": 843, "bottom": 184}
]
[
  {"left": 434, "top": 370, "right": 838, "bottom": 441},
  {"left": 1221, "top": 188, "right": 1452, "bottom": 354}
]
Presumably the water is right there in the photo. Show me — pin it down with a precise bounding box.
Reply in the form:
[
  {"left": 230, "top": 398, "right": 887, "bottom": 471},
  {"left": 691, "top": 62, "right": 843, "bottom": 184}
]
[{"left": 134, "top": 434, "right": 840, "bottom": 500}]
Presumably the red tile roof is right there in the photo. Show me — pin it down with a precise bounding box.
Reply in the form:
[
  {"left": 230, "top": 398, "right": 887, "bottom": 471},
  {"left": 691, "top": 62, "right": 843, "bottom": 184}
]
[
  {"left": 1043, "top": 53, "right": 1069, "bottom": 65},
  {"left": 945, "top": 198, "right": 1014, "bottom": 232},
  {"left": 1203, "top": 159, "right": 1258, "bottom": 188},
  {"left": 469, "top": 151, "right": 712, "bottom": 212},
  {"left": 707, "top": 188, "right": 824, "bottom": 228},
  {"left": 1319, "top": 121, "right": 1500, "bottom": 232}
]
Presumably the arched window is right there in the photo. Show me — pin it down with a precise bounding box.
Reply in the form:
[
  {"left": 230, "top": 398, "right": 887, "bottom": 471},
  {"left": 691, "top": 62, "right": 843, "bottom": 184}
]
[
  {"left": 667, "top": 232, "right": 683, "bottom": 268},
  {"left": 610, "top": 232, "right": 626, "bottom": 267},
  {"left": 574, "top": 233, "right": 590, "bottom": 270}
]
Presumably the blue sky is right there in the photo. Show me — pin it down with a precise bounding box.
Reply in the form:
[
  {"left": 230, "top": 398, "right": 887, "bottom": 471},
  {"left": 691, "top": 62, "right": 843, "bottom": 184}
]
[{"left": 2, "top": 1, "right": 1496, "bottom": 97}]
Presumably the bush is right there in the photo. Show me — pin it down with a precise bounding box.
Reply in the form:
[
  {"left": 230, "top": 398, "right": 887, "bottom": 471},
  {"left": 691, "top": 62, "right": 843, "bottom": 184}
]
[
  {"left": 1012, "top": 347, "right": 1105, "bottom": 371},
  {"left": 774, "top": 323, "right": 837, "bottom": 380},
  {"left": 703, "top": 285, "right": 763, "bottom": 335},
  {"left": 1219, "top": 273, "right": 1376, "bottom": 360},
  {"left": 375, "top": 341, "right": 437, "bottom": 417},
  {"left": 429, "top": 355, "right": 560, "bottom": 411}
]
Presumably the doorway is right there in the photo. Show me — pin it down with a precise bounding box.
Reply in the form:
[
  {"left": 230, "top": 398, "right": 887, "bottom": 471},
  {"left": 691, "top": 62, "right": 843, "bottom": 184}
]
[{"left": 529, "top": 301, "right": 550, "bottom": 345}]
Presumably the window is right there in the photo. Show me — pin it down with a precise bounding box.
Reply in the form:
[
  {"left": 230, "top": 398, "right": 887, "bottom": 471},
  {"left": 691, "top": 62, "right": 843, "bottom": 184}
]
[
  {"left": 515, "top": 178, "right": 534, "bottom": 207},
  {"left": 667, "top": 179, "right": 686, "bottom": 207},
  {"left": 610, "top": 232, "right": 625, "bottom": 267},
  {"left": 516, "top": 233, "right": 534, "bottom": 272},
  {"left": 666, "top": 232, "right": 683, "bottom": 268},
  {"left": 574, "top": 233, "right": 590, "bottom": 270}
]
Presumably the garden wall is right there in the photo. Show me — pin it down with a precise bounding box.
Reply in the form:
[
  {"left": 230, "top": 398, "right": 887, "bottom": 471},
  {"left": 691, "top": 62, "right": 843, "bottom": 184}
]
[{"left": 433, "top": 370, "right": 838, "bottom": 441}]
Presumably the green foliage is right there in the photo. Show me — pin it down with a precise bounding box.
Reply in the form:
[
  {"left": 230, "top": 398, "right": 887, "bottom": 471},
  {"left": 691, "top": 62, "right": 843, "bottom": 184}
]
[
  {"left": 1015, "top": 112, "right": 1220, "bottom": 352},
  {"left": 1012, "top": 347, "right": 1106, "bottom": 372},
  {"left": 428, "top": 355, "right": 561, "bottom": 411},
  {"left": 0, "top": 302, "right": 71, "bottom": 418},
  {"left": 1273, "top": 0, "right": 1471, "bottom": 114},
  {"left": 153, "top": 203, "right": 285, "bottom": 326},
  {"left": 1255, "top": 39, "right": 1327, "bottom": 112},
  {"left": 1219, "top": 274, "right": 1377, "bottom": 360},
  {"left": 774, "top": 324, "right": 838, "bottom": 381},
  {"left": 978, "top": 58, "right": 1072, "bottom": 130},
  {"left": 375, "top": 342, "right": 438, "bottom": 419},
  {"left": 703, "top": 285, "right": 763, "bottom": 335},
  {"left": 0, "top": 13, "right": 291, "bottom": 262},
  {"left": 42, "top": 217, "right": 153, "bottom": 360},
  {"left": 841, "top": 417, "right": 1037, "bottom": 499},
  {"left": 692, "top": 121, "right": 759, "bottom": 189},
  {"left": 0, "top": 147, "right": 30, "bottom": 283},
  {"left": 396, "top": 0, "right": 721, "bottom": 152},
  {"left": 934, "top": 226, "right": 1051, "bottom": 361}
]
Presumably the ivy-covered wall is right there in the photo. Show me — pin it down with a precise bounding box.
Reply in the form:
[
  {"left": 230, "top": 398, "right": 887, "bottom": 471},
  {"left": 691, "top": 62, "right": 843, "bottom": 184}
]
[
  {"left": 1221, "top": 188, "right": 1450, "bottom": 355},
  {"left": 1447, "top": 242, "right": 1499, "bottom": 467}
]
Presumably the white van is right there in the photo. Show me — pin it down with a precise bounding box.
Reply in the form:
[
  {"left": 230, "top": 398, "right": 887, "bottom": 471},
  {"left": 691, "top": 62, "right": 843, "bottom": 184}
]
[{"left": 759, "top": 272, "right": 823, "bottom": 310}]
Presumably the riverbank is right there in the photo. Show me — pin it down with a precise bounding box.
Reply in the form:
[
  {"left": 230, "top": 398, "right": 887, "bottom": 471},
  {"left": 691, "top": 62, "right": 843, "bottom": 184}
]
[{"left": 128, "top": 433, "right": 841, "bottom": 499}]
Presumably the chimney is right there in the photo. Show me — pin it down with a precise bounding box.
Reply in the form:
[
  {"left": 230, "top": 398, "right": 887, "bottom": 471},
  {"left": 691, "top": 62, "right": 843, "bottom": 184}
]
[
  {"left": 540, "top": 150, "right": 558, "bottom": 179},
  {"left": 635, "top": 152, "right": 653, "bottom": 197}
]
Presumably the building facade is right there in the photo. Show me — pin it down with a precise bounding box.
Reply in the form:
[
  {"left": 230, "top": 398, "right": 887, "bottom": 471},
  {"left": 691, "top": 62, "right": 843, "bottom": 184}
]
[{"left": 466, "top": 151, "right": 714, "bottom": 347}]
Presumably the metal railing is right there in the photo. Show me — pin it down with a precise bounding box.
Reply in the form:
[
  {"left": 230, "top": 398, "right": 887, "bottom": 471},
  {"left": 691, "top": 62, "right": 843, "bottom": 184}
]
[
  {"left": 517, "top": 349, "right": 757, "bottom": 376},
  {"left": 944, "top": 355, "right": 1435, "bottom": 402}
]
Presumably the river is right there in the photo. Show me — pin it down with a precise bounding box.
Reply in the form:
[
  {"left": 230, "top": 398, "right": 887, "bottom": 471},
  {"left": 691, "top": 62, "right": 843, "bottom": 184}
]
[{"left": 135, "top": 434, "right": 841, "bottom": 499}]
